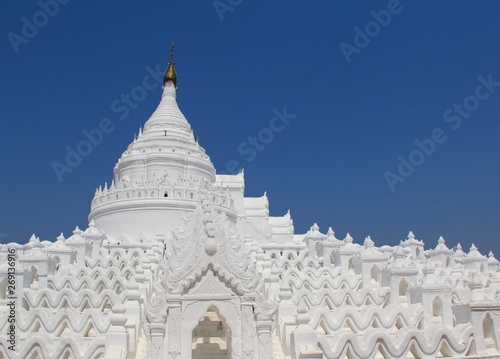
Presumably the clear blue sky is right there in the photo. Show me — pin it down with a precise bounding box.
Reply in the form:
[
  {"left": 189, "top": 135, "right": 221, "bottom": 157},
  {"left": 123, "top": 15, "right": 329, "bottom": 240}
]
[{"left": 1, "top": 1, "right": 499, "bottom": 255}]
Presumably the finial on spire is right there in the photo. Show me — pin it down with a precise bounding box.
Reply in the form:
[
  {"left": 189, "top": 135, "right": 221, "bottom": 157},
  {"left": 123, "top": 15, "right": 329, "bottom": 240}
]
[{"left": 164, "top": 41, "right": 177, "bottom": 88}]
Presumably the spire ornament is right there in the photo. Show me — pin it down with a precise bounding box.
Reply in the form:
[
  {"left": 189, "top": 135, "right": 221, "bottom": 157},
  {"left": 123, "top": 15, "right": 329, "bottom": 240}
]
[{"left": 163, "top": 41, "right": 177, "bottom": 88}]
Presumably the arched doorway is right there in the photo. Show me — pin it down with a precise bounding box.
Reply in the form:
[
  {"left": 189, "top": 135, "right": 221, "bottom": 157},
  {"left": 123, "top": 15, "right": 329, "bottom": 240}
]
[{"left": 192, "top": 306, "right": 230, "bottom": 359}]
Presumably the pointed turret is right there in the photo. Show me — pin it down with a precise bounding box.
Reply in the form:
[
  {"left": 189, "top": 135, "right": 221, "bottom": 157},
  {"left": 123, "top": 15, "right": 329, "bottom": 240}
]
[{"left": 163, "top": 42, "right": 177, "bottom": 88}]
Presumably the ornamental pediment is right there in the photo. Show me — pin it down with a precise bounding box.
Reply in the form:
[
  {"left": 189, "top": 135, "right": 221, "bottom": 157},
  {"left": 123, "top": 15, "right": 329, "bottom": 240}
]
[
  {"left": 162, "top": 194, "right": 261, "bottom": 295},
  {"left": 189, "top": 270, "right": 235, "bottom": 297}
]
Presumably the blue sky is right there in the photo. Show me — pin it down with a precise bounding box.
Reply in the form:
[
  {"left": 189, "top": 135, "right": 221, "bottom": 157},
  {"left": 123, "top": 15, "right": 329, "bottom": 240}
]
[{"left": 1, "top": 0, "right": 499, "bottom": 256}]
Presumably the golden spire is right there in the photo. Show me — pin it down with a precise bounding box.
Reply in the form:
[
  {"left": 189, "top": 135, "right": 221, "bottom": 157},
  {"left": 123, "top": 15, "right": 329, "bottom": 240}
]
[{"left": 163, "top": 41, "right": 177, "bottom": 88}]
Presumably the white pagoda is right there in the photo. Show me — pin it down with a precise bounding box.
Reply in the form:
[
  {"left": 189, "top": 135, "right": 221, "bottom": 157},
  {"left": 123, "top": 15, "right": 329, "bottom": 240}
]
[{"left": 1, "top": 46, "right": 500, "bottom": 359}]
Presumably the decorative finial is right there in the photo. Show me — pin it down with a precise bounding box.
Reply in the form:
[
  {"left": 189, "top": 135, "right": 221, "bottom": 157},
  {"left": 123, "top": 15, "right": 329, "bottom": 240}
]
[
  {"left": 364, "top": 235, "right": 374, "bottom": 248},
  {"left": 345, "top": 233, "right": 353, "bottom": 244},
  {"left": 163, "top": 41, "right": 177, "bottom": 88}
]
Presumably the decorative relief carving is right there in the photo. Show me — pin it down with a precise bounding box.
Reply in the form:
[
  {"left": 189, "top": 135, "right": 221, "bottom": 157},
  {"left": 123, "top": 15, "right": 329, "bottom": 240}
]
[
  {"left": 190, "top": 270, "right": 233, "bottom": 296},
  {"left": 161, "top": 195, "right": 260, "bottom": 295},
  {"left": 255, "top": 294, "right": 278, "bottom": 320},
  {"left": 151, "top": 337, "right": 163, "bottom": 358},
  {"left": 258, "top": 331, "right": 272, "bottom": 358},
  {"left": 145, "top": 296, "right": 168, "bottom": 323},
  {"left": 144, "top": 123, "right": 191, "bottom": 134},
  {"left": 243, "top": 344, "right": 254, "bottom": 356},
  {"left": 168, "top": 344, "right": 180, "bottom": 358}
]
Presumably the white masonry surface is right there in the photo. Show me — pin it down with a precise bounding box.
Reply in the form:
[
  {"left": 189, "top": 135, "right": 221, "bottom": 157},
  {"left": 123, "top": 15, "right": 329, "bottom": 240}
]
[{"left": 1, "top": 65, "right": 500, "bottom": 359}]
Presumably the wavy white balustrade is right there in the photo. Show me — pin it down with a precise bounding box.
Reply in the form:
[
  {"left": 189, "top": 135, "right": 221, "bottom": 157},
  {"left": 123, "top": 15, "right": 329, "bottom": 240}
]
[
  {"left": 309, "top": 304, "right": 422, "bottom": 333},
  {"left": 318, "top": 325, "right": 473, "bottom": 359}
]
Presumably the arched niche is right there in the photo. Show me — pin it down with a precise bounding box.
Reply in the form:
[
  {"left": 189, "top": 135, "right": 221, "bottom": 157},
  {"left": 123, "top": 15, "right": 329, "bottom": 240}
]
[
  {"left": 370, "top": 265, "right": 380, "bottom": 284},
  {"left": 399, "top": 278, "right": 409, "bottom": 304},
  {"left": 432, "top": 296, "right": 443, "bottom": 325},
  {"left": 483, "top": 313, "right": 498, "bottom": 353},
  {"left": 348, "top": 258, "right": 355, "bottom": 275}
]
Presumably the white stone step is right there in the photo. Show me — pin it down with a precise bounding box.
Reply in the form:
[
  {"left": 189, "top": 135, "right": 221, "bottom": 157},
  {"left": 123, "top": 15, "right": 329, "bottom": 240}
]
[
  {"left": 193, "top": 337, "right": 226, "bottom": 344},
  {"left": 192, "top": 310, "right": 229, "bottom": 358},
  {"left": 192, "top": 342, "right": 227, "bottom": 350},
  {"left": 136, "top": 333, "right": 148, "bottom": 359},
  {"left": 272, "top": 332, "right": 286, "bottom": 359}
]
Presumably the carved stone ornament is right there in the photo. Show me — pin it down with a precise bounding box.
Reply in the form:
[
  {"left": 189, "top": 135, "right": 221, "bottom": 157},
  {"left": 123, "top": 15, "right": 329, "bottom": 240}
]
[
  {"left": 161, "top": 194, "right": 259, "bottom": 295},
  {"left": 168, "top": 344, "right": 180, "bottom": 358}
]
